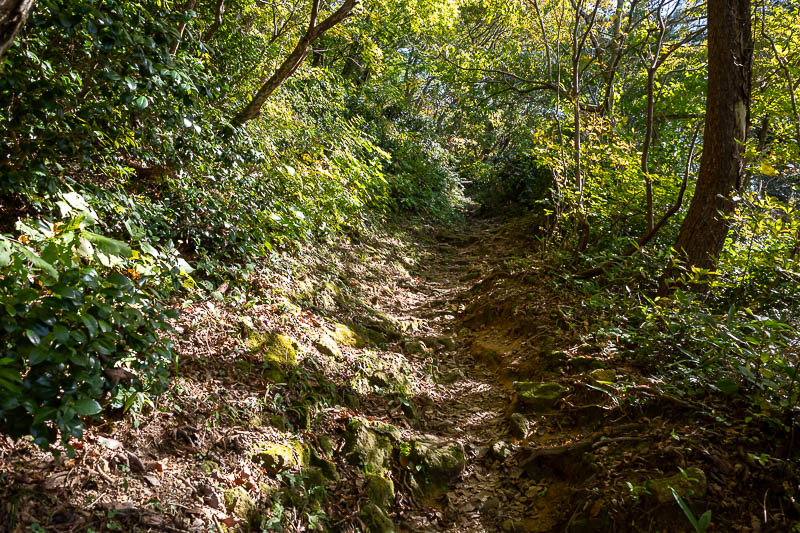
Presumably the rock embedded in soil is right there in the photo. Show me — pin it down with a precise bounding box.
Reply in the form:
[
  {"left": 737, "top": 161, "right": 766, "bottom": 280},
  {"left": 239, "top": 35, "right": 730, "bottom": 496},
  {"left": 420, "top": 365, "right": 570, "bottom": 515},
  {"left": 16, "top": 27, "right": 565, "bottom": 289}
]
[
  {"left": 224, "top": 486, "right": 255, "bottom": 520},
  {"left": 647, "top": 466, "right": 707, "bottom": 503},
  {"left": 367, "top": 474, "right": 396, "bottom": 508},
  {"left": 513, "top": 381, "right": 568, "bottom": 413},
  {"left": 490, "top": 440, "right": 513, "bottom": 461},
  {"left": 471, "top": 339, "right": 506, "bottom": 365},
  {"left": 403, "top": 339, "right": 429, "bottom": 355},
  {"left": 343, "top": 418, "right": 400, "bottom": 475},
  {"left": 246, "top": 331, "right": 301, "bottom": 381},
  {"left": 588, "top": 368, "right": 616, "bottom": 383},
  {"left": 360, "top": 502, "right": 395, "bottom": 533},
  {"left": 310, "top": 448, "right": 339, "bottom": 482},
  {"left": 331, "top": 322, "right": 368, "bottom": 348},
  {"left": 509, "top": 413, "right": 530, "bottom": 439},
  {"left": 251, "top": 440, "right": 305, "bottom": 474},
  {"left": 313, "top": 333, "right": 342, "bottom": 359},
  {"left": 569, "top": 355, "right": 605, "bottom": 372},
  {"left": 409, "top": 438, "right": 466, "bottom": 495}
]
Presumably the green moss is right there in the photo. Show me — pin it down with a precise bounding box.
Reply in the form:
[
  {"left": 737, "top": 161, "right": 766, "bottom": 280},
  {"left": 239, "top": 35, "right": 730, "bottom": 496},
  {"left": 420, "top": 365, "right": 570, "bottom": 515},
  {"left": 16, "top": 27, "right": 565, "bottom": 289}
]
[
  {"left": 366, "top": 474, "right": 395, "bottom": 508},
  {"left": 245, "top": 331, "right": 301, "bottom": 381},
  {"left": 332, "top": 323, "right": 368, "bottom": 348},
  {"left": 251, "top": 440, "right": 306, "bottom": 473},
  {"left": 514, "top": 381, "right": 568, "bottom": 413},
  {"left": 224, "top": 486, "right": 254, "bottom": 519},
  {"left": 409, "top": 439, "right": 466, "bottom": 495},
  {"left": 360, "top": 502, "right": 395, "bottom": 533},
  {"left": 343, "top": 418, "right": 399, "bottom": 476},
  {"left": 647, "top": 467, "right": 707, "bottom": 503}
]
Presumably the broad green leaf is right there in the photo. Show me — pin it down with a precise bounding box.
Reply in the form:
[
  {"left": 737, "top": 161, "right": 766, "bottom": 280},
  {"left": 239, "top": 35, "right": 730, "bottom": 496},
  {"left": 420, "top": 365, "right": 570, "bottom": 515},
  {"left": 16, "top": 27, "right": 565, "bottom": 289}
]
[
  {"left": 73, "top": 398, "right": 102, "bottom": 416},
  {"left": 81, "top": 314, "right": 99, "bottom": 337},
  {"left": 81, "top": 231, "right": 132, "bottom": 258},
  {"left": 18, "top": 244, "right": 59, "bottom": 280}
]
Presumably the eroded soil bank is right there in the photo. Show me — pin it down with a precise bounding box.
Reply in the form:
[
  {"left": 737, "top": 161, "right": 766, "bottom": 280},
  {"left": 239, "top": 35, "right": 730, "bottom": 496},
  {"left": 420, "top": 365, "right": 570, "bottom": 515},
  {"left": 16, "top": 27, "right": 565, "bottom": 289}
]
[{"left": 1, "top": 216, "right": 790, "bottom": 532}]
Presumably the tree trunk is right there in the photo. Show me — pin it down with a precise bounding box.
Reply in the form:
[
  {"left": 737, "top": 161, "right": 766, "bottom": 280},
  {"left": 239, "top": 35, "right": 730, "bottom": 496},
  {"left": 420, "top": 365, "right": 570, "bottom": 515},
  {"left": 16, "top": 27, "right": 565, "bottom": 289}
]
[
  {"left": 232, "top": 0, "right": 357, "bottom": 126},
  {"left": 668, "top": 0, "right": 752, "bottom": 275},
  {"left": 0, "top": 0, "right": 34, "bottom": 61}
]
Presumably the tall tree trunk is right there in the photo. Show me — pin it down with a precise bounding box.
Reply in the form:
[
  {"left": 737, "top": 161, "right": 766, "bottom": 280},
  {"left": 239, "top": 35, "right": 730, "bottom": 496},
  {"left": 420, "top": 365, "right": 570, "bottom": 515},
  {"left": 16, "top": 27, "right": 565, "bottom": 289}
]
[
  {"left": 232, "top": 0, "right": 357, "bottom": 126},
  {"left": 667, "top": 0, "right": 752, "bottom": 278},
  {"left": 0, "top": 0, "right": 34, "bottom": 61}
]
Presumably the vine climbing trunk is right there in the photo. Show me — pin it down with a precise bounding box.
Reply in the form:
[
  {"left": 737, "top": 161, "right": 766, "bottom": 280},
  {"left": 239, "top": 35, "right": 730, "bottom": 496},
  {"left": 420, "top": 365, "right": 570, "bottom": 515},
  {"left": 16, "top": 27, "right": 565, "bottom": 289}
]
[
  {"left": 0, "top": 0, "right": 34, "bottom": 61},
  {"left": 665, "top": 0, "right": 752, "bottom": 283}
]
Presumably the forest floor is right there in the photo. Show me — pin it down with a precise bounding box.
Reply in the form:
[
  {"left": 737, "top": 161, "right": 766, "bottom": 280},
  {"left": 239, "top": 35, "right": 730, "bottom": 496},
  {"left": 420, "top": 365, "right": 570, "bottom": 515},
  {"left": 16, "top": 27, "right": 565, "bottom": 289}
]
[{"left": 0, "top": 214, "right": 790, "bottom": 533}]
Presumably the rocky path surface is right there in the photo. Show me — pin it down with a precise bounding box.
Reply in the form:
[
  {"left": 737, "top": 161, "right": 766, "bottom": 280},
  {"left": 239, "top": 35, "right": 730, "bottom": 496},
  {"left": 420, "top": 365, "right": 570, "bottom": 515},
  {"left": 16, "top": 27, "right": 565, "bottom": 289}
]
[{"left": 382, "top": 221, "right": 572, "bottom": 533}]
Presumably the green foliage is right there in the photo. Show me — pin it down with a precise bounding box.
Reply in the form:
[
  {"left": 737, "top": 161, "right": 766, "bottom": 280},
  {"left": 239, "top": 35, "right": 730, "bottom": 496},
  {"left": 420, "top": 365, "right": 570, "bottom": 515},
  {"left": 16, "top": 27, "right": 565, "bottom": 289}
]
[
  {"left": 0, "top": 201, "right": 174, "bottom": 449},
  {"left": 671, "top": 488, "right": 712, "bottom": 533}
]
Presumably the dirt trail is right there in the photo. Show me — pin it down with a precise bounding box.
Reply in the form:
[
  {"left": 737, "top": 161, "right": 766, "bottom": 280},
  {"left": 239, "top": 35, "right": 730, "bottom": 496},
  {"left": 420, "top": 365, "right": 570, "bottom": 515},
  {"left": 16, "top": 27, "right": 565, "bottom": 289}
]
[{"left": 383, "top": 219, "right": 576, "bottom": 533}]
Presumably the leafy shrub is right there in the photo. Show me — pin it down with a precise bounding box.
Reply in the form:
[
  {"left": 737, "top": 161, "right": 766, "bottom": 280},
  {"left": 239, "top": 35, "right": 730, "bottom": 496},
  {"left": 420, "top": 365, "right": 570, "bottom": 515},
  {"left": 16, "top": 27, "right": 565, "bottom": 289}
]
[{"left": 0, "top": 195, "right": 175, "bottom": 449}]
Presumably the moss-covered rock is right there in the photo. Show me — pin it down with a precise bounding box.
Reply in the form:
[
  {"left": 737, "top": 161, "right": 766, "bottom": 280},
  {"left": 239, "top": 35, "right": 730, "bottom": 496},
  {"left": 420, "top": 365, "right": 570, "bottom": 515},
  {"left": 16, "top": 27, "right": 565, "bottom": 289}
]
[
  {"left": 310, "top": 448, "right": 340, "bottom": 482},
  {"left": 268, "top": 413, "right": 287, "bottom": 431},
  {"left": 360, "top": 310, "right": 404, "bottom": 340},
  {"left": 403, "top": 339, "right": 429, "bottom": 355},
  {"left": 332, "top": 323, "right": 368, "bottom": 348},
  {"left": 409, "top": 438, "right": 465, "bottom": 495},
  {"left": 588, "top": 368, "right": 616, "bottom": 383},
  {"left": 509, "top": 413, "right": 530, "bottom": 439},
  {"left": 349, "top": 321, "right": 389, "bottom": 346},
  {"left": 569, "top": 355, "right": 605, "bottom": 372},
  {"left": 314, "top": 333, "right": 342, "bottom": 359},
  {"left": 246, "top": 331, "right": 301, "bottom": 381},
  {"left": 343, "top": 418, "right": 400, "bottom": 476},
  {"left": 360, "top": 502, "right": 395, "bottom": 533},
  {"left": 365, "top": 356, "right": 413, "bottom": 395},
  {"left": 514, "top": 381, "right": 568, "bottom": 413},
  {"left": 251, "top": 440, "right": 305, "bottom": 474},
  {"left": 647, "top": 467, "right": 707, "bottom": 503},
  {"left": 224, "top": 486, "right": 254, "bottom": 519},
  {"left": 366, "top": 474, "right": 395, "bottom": 509}
]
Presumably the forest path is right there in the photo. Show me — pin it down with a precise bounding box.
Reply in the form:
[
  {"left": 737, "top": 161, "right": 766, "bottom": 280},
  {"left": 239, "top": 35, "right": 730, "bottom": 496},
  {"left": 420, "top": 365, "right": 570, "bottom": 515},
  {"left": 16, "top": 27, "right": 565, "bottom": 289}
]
[{"left": 387, "top": 218, "right": 575, "bottom": 533}]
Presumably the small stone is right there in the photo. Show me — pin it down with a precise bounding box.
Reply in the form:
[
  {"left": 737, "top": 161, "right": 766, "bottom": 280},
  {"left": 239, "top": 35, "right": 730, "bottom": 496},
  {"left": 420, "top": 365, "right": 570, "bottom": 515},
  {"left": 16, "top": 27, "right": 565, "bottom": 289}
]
[
  {"left": 490, "top": 441, "right": 513, "bottom": 461},
  {"left": 143, "top": 474, "right": 160, "bottom": 487},
  {"left": 509, "top": 413, "right": 530, "bottom": 439},
  {"left": 97, "top": 436, "right": 123, "bottom": 450},
  {"left": 126, "top": 452, "right": 146, "bottom": 473}
]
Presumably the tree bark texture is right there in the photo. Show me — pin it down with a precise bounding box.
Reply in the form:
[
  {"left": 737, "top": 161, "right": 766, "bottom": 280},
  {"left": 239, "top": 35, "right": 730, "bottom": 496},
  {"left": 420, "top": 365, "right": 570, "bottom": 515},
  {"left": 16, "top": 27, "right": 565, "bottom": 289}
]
[
  {"left": 0, "top": 0, "right": 34, "bottom": 61},
  {"left": 671, "top": 0, "right": 752, "bottom": 272}
]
